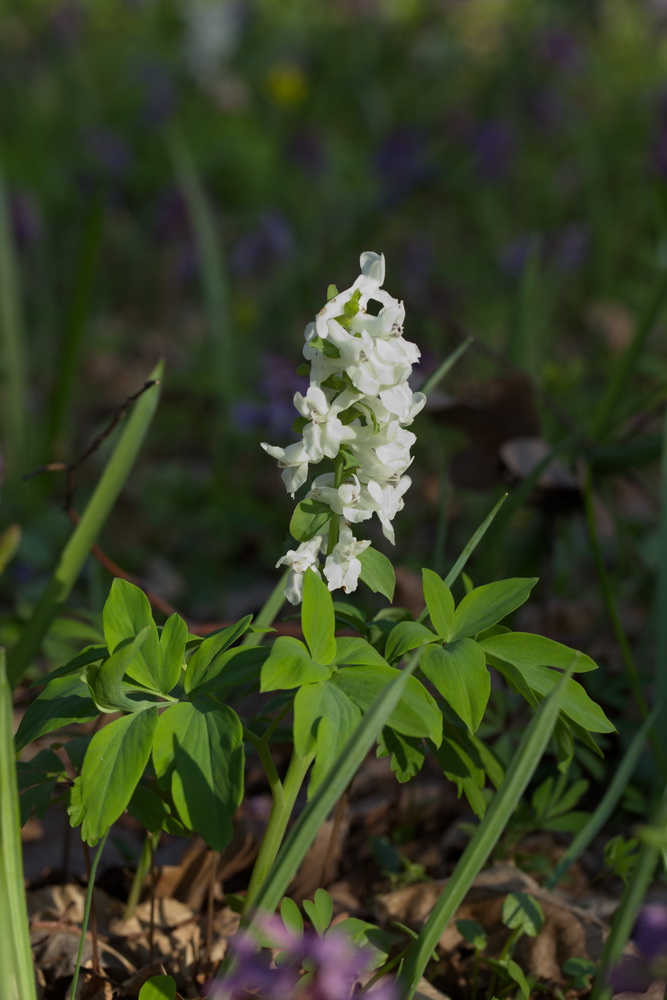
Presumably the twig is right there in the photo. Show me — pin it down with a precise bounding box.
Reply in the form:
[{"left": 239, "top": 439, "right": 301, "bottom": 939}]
[{"left": 25, "top": 379, "right": 159, "bottom": 510}]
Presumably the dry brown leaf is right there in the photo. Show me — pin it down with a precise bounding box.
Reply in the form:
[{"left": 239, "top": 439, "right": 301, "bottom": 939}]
[{"left": 376, "top": 863, "right": 607, "bottom": 986}]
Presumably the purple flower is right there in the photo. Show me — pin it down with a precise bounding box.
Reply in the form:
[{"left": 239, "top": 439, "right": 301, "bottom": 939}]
[
  {"left": 375, "top": 127, "right": 431, "bottom": 203},
  {"left": 86, "top": 129, "right": 133, "bottom": 181},
  {"left": 210, "top": 918, "right": 396, "bottom": 1000},
  {"left": 231, "top": 210, "right": 293, "bottom": 277},
  {"left": 610, "top": 903, "right": 667, "bottom": 993},
  {"left": 469, "top": 120, "right": 514, "bottom": 181},
  {"left": 232, "top": 354, "right": 308, "bottom": 435}
]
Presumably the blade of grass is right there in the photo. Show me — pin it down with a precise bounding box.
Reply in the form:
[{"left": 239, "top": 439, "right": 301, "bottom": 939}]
[
  {"left": 167, "top": 128, "right": 233, "bottom": 449},
  {"left": 396, "top": 668, "right": 573, "bottom": 1000},
  {"left": 417, "top": 336, "right": 473, "bottom": 397},
  {"left": 590, "top": 267, "right": 667, "bottom": 442},
  {"left": 545, "top": 709, "right": 657, "bottom": 890},
  {"left": 655, "top": 405, "right": 667, "bottom": 758},
  {"left": 7, "top": 363, "right": 163, "bottom": 686},
  {"left": 417, "top": 493, "right": 508, "bottom": 624},
  {"left": 0, "top": 649, "right": 37, "bottom": 1000},
  {"left": 48, "top": 199, "right": 103, "bottom": 454},
  {"left": 0, "top": 168, "right": 27, "bottom": 477},
  {"left": 237, "top": 651, "right": 421, "bottom": 926},
  {"left": 590, "top": 780, "right": 667, "bottom": 1000}
]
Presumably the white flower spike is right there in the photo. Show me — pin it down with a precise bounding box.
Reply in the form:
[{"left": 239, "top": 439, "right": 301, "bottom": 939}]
[{"left": 262, "top": 251, "right": 423, "bottom": 603}]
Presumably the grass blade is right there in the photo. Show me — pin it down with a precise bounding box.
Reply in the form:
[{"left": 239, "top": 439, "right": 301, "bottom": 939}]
[
  {"left": 0, "top": 168, "right": 27, "bottom": 477},
  {"left": 591, "top": 780, "right": 667, "bottom": 1000},
  {"left": 0, "top": 649, "right": 37, "bottom": 1000},
  {"left": 590, "top": 267, "right": 667, "bottom": 441},
  {"left": 48, "top": 200, "right": 103, "bottom": 454},
  {"left": 7, "top": 363, "right": 163, "bottom": 686},
  {"left": 396, "top": 669, "right": 573, "bottom": 1000},
  {"left": 546, "top": 709, "right": 656, "bottom": 890},
  {"left": 418, "top": 336, "right": 473, "bottom": 397},
  {"left": 167, "top": 128, "right": 233, "bottom": 442}
]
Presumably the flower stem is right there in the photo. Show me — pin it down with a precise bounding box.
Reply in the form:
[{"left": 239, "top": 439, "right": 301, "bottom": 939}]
[
  {"left": 326, "top": 455, "right": 345, "bottom": 555},
  {"left": 241, "top": 749, "right": 314, "bottom": 918},
  {"left": 69, "top": 830, "right": 109, "bottom": 1000}
]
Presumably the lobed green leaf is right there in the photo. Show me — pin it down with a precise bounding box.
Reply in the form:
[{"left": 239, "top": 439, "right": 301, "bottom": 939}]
[
  {"left": 451, "top": 578, "right": 537, "bottom": 640},
  {"left": 420, "top": 640, "right": 490, "bottom": 734}
]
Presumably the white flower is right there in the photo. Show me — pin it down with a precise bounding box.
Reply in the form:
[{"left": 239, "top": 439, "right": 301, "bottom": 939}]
[
  {"left": 260, "top": 440, "right": 310, "bottom": 497},
  {"left": 366, "top": 476, "right": 412, "bottom": 544},
  {"left": 308, "top": 473, "right": 374, "bottom": 523},
  {"left": 378, "top": 383, "right": 426, "bottom": 424},
  {"left": 294, "top": 386, "right": 361, "bottom": 462},
  {"left": 276, "top": 534, "right": 325, "bottom": 604},
  {"left": 323, "top": 524, "right": 371, "bottom": 593},
  {"left": 263, "top": 250, "right": 424, "bottom": 601}
]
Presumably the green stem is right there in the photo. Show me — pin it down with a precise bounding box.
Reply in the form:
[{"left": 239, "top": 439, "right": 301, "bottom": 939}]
[
  {"left": 582, "top": 466, "right": 666, "bottom": 768},
  {"left": 70, "top": 830, "right": 109, "bottom": 1000},
  {"left": 244, "top": 726, "right": 283, "bottom": 794},
  {"left": 123, "top": 831, "right": 160, "bottom": 921},
  {"left": 241, "top": 750, "right": 313, "bottom": 919},
  {"left": 327, "top": 455, "right": 345, "bottom": 555}
]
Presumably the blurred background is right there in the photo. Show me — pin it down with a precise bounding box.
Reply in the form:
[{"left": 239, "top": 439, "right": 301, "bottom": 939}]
[{"left": 1, "top": 0, "right": 666, "bottom": 716}]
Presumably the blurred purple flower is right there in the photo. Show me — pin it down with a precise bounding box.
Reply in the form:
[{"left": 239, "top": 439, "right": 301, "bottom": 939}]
[
  {"left": 211, "top": 919, "right": 396, "bottom": 1000},
  {"left": 538, "top": 27, "right": 584, "bottom": 74},
  {"left": 231, "top": 210, "right": 293, "bottom": 277},
  {"left": 138, "top": 60, "right": 176, "bottom": 126},
  {"left": 10, "top": 191, "right": 42, "bottom": 251},
  {"left": 549, "top": 222, "right": 589, "bottom": 274},
  {"left": 610, "top": 903, "right": 667, "bottom": 993},
  {"left": 48, "top": 1, "right": 86, "bottom": 47},
  {"left": 233, "top": 354, "right": 308, "bottom": 435},
  {"left": 289, "top": 128, "right": 326, "bottom": 176},
  {"left": 470, "top": 120, "right": 514, "bottom": 181},
  {"left": 86, "top": 129, "right": 133, "bottom": 181},
  {"left": 651, "top": 93, "right": 667, "bottom": 179},
  {"left": 529, "top": 89, "right": 567, "bottom": 133},
  {"left": 375, "top": 126, "right": 431, "bottom": 202},
  {"left": 500, "top": 223, "right": 588, "bottom": 278}
]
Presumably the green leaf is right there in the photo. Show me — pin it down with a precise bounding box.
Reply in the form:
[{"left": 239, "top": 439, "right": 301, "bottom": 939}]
[
  {"left": 14, "top": 674, "right": 97, "bottom": 751},
  {"left": 486, "top": 957, "right": 531, "bottom": 999},
  {"left": 498, "top": 661, "right": 616, "bottom": 733},
  {"left": 186, "top": 646, "right": 268, "bottom": 697},
  {"left": 280, "top": 896, "right": 304, "bottom": 939},
  {"left": 138, "top": 975, "right": 177, "bottom": 1000},
  {"left": 334, "top": 636, "right": 389, "bottom": 667},
  {"left": 289, "top": 499, "right": 334, "bottom": 542},
  {"left": 420, "top": 641, "right": 490, "bottom": 733},
  {"left": 79, "top": 708, "right": 157, "bottom": 843},
  {"left": 261, "top": 636, "right": 333, "bottom": 692},
  {"left": 450, "top": 578, "right": 537, "bottom": 640},
  {"left": 294, "top": 681, "right": 362, "bottom": 794},
  {"left": 358, "top": 547, "right": 395, "bottom": 601},
  {"left": 502, "top": 892, "right": 545, "bottom": 937},
  {"left": 479, "top": 632, "right": 597, "bottom": 673},
  {"left": 159, "top": 614, "right": 188, "bottom": 693},
  {"left": 377, "top": 728, "right": 425, "bottom": 783},
  {"left": 303, "top": 889, "right": 333, "bottom": 936},
  {"left": 184, "top": 616, "right": 254, "bottom": 694},
  {"left": 302, "top": 570, "right": 337, "bottom": 664},
  {"left": 102, "top": 580, "right": 164, "bottom": 692},
  {"left": 332, "top": 665, "right": 442, "bottom": 745},
  {"left": 431, "top": 733, "right": 488, "bottom": 819},
  {"left": 385, "top": 621, "right": 436, "bottom": 664},
  {"left": 422, "top": 569, "right": 455, "bottom": 640},
  {"left": 127, "top": 784, "right": 184, "bottom": 836},
  {"left": 152, "top": 700, "right": 244, "bottom": 852},
  {"left": 456, "top": 919, "right": 487, "bottom": 950},
  {"left": 86, "top": 628, "right": 160, "bottom": 713}
]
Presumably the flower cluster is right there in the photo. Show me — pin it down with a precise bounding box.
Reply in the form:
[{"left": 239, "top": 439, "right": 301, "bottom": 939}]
[
  {"left": 262, "top": 251, "right": 425, "bottom": 604},
  {"left": 610, "top": 903, "right": 667, "bottom": 993}
]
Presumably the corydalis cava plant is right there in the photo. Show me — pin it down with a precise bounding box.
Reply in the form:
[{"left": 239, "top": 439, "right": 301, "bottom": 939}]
[{"left": 262, "top": 251, "right": 424, "bottom": 604}]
